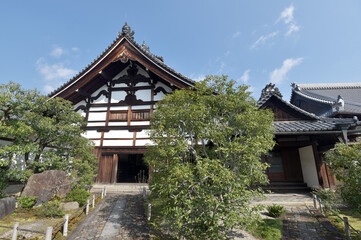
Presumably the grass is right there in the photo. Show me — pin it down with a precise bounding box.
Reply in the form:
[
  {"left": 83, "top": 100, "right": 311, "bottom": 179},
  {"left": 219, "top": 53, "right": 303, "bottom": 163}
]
[
  {"left": 246, "top": 218, "right": 283, "bottom": 240},
  {"left": 327, "top": 208, "right": 361, "bottom": 240}
]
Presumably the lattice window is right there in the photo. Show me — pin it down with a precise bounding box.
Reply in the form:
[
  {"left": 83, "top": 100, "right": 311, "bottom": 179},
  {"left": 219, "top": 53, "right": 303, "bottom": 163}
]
[
  {"left": 132, "top": 110, "right": 150, "bottom": 121},
  {"left": 109, "top": 111, "right": 128, "bottom": 121}
]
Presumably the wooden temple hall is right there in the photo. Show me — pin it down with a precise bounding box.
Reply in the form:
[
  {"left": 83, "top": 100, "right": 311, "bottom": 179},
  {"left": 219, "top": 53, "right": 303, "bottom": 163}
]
[{"left": 50, "top": 23, "right": 361, "bottom": 189}]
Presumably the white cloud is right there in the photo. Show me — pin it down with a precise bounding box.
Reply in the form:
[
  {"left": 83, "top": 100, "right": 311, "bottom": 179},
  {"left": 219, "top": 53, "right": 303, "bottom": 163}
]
[
  {"left": 71, "top": 47, "right": 79, "bottom": 51},
  {"left": 232, "top": 31, "right": 241, "bottom": 38},
  {"left": 50, "top": 47, "right": 65, "bottom": 58},
  {"left": 286, "top": 23, "right": 300, "bottom": 36},
  {"left": 276, "top": 4, "right": 300, "bottom": 36},
  {"left": 270, "top": 57, "right": 303, "bottom": 84},
  {"left": 239, "top": 69, "right": 250, "bottom": 83},
  {"left": 217, "top": 62, "right": 226, "bottom": 74},
  {"left": 250, "top": 31, "right": 279, "bottom": 50},
  {"left": 36, "top": 58, "right": 77, "bottom": 81},
  {"left": 276, "top": 4, "right": 295, "bottom": 24},
  {"left": 190, "top": 73, "right": 206, "bottom": 82},
  {"left": 43, "top": 85, "right": 55, "bottom": 93}
]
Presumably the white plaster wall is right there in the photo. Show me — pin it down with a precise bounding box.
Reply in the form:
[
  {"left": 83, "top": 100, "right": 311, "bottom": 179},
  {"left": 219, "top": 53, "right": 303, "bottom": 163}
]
[
  {"left": 104, "top": 130, "right": 133, "bottom": 139},
  {"left": 88, "top": 112, "right": 107, "bottom": 121},
  {"left": 87, "top": 122, "right": 106, "bottom": 126},
  {"left": 113, "top": 83, "right": 128, "bottom": 88},
  {"left": 136, "top": 82, "right": 151, "bottom": 87},
  {"left": 154, "top": 92, "right": 165, "bottom": 101},
  {"left": 103, "top": 140, "right": 133, "bottom": 146},
  {"left": 107, "top": 122, "right": 128, "bottom": 126},
  {"left": 130, "top": 121, "right": 150, "bottom": 126},
  {"left": 136, "top": 139, "right": 153, "bottom": 146},
  {"left": 131, "top": 105, "right": 151, "bottom": 110},
  {"left": 135, "top": 90, "right": 151, "bottom": 101},
  {"left": 93, "top": 95, "right": 107, "bottom": 104},
  {"left": 137, "top": 66, "right": 150, "bottom": 78},
  {"left": 0, "top": 139, "right": 12, "bottom": 146},
  {"left": 73, "top": 100, "right": 86, "bottom": 110},
  {"left": 298, "top": 145, "right": 320, "bottom": 188},
  {"left": 89, "top": 107, "right": 108, "bottom": 111},
  {"left": 155, "top": 82, "right": 172, "bottom": 92},
  {"left": 82, "top": 130, "right": 101, "bottom": 139},
  {"left": 92, "top": 140, "right": 101, "bottom": 146},
  {"left": 111, "top": 91, "right": 127, "bottom": 103},
  {"left": 113, "top": 66, "right": 130, "bottom": 80},
  {"left": 91, "top": 85, "right": 108, "bottom": 97},
  {"left": 110, "top": 106, "right": 128, "bottom": 111},
  {"left": 136, "top": 130, "right": 150, "bottom": 138}
]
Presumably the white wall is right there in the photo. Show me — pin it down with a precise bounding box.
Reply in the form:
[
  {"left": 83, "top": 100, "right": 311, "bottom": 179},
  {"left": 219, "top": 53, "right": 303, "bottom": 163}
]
[{"left": 298, "top": 145, "right": 320, "bottom": 188}]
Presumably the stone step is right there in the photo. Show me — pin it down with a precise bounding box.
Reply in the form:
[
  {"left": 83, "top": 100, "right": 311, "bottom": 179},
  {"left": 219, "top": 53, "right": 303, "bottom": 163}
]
[{"left": 91, "top": 183, "right": 149, "bottom": 193}]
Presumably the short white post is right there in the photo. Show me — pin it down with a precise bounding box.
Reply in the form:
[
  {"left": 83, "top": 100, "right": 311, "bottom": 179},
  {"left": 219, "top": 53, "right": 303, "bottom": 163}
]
[
  {"left": 101, "top": 188, "right": 104, "bottom": 199},
  {"left": 63, "top": 214, "right": 69, "bottom": 237},
  {"left": 12, "top": 222, "right": 19, "bottom": 240},
  {"left": 147, "top": 203, "right": 151, "bottom": 221},
  {"left": 104, "top": 187, "right": 107, "bottom": 196},
  {"left": 86, "top": 199, "right": 90, "bottom": 215},
  {"left": 92, "top": 195, "right": 95, "bottom": 208},
  {"left": 45, "top": 226, "right": 53, "bottom": 240},
  {"left": 313, "top": 194, "right": 318, "bottom": 209},
  {"left": 344, "top": 217, "right": 351, "bottom": 240},
  {"left": 143, "top": 187, "right": 147, "bottom": 200}
]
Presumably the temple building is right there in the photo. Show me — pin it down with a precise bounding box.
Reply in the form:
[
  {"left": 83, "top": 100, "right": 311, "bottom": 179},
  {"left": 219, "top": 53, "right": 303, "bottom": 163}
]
[{"left": 49, "top": 23, "right": 194, "bottom": 183}]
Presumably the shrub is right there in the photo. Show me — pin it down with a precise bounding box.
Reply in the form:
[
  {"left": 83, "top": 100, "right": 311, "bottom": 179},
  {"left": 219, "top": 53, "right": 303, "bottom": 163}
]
[
  {"left": 37, "top": 202, "right": 65, "bottom": 217},
  {"left": 266, "top": 204, "right": 285, "bottom": 218},
  {"left": 65, "top": 188, "right": 90, "bottom": 206},
  {"left": 312, "top": 188, "right": 342, "bottom": 210},
  {"left": 17, "top": 196, "right": 37, "bottom": 209}
]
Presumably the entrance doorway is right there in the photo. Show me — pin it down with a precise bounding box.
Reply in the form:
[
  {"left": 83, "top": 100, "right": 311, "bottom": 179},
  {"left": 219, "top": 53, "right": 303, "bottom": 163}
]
[{"left": 117, "top": 154, "right": 148, "bottom": 183}]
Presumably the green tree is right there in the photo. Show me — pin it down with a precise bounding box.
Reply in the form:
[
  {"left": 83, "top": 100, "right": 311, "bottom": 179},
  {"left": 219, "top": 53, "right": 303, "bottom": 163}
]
[
  {"left": 145, "top": 75, "right": 275, "bottom": 239},
  {"left": 325, "top": 140, "right": 361, "bottom": 212},
  {"left": 0, "top": 81, "right": 97, "bottom": 190}
]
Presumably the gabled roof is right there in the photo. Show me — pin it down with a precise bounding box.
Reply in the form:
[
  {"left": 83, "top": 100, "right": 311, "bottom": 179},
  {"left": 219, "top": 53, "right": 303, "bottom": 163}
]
[
  {"left": 290, "top": 82, "right": 361, "bottom": 117},
  {"left": 258, "top": 83, "right": 319, "bottom": 120},
  {"left": 49, "top": 22, "right": 195, "bottom": 99}
]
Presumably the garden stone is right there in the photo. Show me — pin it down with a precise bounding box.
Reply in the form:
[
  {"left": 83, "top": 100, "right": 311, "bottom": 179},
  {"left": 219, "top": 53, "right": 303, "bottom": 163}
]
[
  {"left": 21, "top": 170, "right": 71, "bottom": 205},
  {"left": 0, "top": 197, "right": 16, "bottom": 220},
  {"left": 60, "top": 201, "right": 79, "bottom": 211}
]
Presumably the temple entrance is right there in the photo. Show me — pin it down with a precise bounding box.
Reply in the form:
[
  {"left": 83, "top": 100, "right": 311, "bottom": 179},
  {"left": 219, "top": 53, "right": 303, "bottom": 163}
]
[{"left": 116, "top": 154, "right": 148, "bottom": 183}]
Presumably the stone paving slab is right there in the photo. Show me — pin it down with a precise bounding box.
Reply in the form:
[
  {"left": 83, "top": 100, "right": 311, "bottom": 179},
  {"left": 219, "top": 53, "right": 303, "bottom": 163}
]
[{"left": 67, "top": 193, "right": 149, "bottom": 240}]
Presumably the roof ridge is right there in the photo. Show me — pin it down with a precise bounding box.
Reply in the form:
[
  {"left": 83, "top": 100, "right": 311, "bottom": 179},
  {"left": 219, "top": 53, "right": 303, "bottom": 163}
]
[
  {"left": 292, "top": 88, "right": 335, "bottom": 105},
  {"left": 297, "top": 82, "right": 361, "bottom": 90}
]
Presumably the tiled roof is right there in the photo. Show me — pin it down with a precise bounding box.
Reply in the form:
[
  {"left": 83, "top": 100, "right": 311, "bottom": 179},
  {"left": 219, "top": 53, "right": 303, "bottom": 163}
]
[
  {"left": 291, "top": 82, "right": 361, "bottom": 116},
  {"left": 274, "top": 117, "right": 361, "bottom": 134},
  {"left": 273, "top": 120, "right": 336, "bottom": 133},
  {"left": 49, "top": 22, "right": 195, "bottom": 98}
]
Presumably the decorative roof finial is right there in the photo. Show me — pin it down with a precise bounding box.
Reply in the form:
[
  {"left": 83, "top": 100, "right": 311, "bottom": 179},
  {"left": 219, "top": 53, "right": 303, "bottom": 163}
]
[
  {"left": 141, "top": 41, "right": 150, "bottom": 52},
  {"left": 121, "top": 22, "right": 135, "bottom": 40},
  {"left": 258, "top": 83, "right": 283, "bottom": 103}
]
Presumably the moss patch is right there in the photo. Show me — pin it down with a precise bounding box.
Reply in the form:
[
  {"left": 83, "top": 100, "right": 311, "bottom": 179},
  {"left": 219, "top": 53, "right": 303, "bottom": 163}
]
[
  {"left": 246, "top": 218, "right": 283, "bottom": 240},
  {"left": 328, "top": 209, "right": 361, "bottom": 240}
]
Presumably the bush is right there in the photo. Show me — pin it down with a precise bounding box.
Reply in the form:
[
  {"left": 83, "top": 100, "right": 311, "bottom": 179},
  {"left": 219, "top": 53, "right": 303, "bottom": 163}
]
[
  {"left": 266, "top": 204, "right": 285, "bottom": 218},
  {"left": 37, "top": 202, "right": 65, "bottom": 217},
  {"left": 312, "top": 188, "right": 342, "bottom": 210},
  {"left": 66, "top": 188, "right": 90, "bottom": 206},
  {"left": 17, "top": 196, "right": 37, "bottom": 209}
]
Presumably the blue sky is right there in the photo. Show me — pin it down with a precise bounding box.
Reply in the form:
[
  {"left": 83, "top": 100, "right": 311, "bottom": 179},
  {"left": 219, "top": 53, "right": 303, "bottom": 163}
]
[{"left": 1, "top": 1, "right": 361, "bottom": 101}]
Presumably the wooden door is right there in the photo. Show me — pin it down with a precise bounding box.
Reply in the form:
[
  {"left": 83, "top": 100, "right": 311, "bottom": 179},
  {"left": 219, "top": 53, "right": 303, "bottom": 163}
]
[
  {"left": 264, "top": 151, "right": 286, "bottom": 181},
  {"left": 98, "top": 154, "right": 118, "bottom": 183},
  {"left": 281, "top": 148, "right": 303, "bottom": 181}
]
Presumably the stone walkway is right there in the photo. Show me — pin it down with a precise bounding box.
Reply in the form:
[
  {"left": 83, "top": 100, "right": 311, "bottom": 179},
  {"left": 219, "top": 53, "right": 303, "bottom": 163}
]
[{"left": 67, "top": 193, "right": 149, "bottom": 240}]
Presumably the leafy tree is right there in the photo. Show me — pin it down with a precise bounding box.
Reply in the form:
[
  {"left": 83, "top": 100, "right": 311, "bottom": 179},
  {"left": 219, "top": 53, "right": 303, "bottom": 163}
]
[
  {"left": 325, "top": 140, "right": 361, "bottom": 212},
  {"left": 0, "top": 81, "right": 97, "bottom": 190},
  {"left": 145, "top": 75, "right": 275, "bottom": 239}
]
